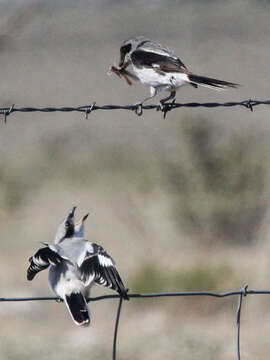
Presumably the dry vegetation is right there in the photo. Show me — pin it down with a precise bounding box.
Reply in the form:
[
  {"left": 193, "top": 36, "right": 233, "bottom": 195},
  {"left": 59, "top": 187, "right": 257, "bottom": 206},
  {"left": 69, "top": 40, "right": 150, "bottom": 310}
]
[{"left": 1, "top": 1, "right": 270, "bottom": 359}]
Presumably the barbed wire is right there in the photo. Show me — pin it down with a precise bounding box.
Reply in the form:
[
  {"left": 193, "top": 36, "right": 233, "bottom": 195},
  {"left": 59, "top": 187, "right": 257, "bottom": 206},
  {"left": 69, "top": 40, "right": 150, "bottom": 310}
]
[
  {"left": 0, "top": 98, "right": 270, "bottom": 122},
  {"left": 2, "top": 285, "right": 270, "bottom": 360}
]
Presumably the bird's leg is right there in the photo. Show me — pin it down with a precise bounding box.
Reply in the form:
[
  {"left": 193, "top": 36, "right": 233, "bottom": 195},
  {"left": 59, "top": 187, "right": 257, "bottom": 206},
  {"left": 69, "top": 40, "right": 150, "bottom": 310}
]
[
  {"left": 131, "top": 87, "right": 157, "bottom": 116},
  {"left": 160, "top": 90, "right": 176, "bottom": 105},
  {"left": 158, "top": 90, "right": 176, "bottom": 116}
]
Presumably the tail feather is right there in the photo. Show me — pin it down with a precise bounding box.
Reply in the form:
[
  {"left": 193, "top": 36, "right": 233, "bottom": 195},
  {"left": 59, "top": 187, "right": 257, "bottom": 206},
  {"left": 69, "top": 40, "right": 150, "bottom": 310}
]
[
  {"left": 188, "top": 74, "right": 239, "bottom": 90},
  {"left": 64, "top": 293, "right": 90, "bottom": 326}
]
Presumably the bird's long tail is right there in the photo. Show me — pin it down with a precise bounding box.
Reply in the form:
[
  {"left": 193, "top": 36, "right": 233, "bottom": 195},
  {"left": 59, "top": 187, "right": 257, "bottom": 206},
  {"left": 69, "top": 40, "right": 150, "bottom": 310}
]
[
  {"left": 188, "top": 74, "right": 239, "bottom": 90},
  {"left": 64, "top": 292, "right": 90, "bottom": 326}
]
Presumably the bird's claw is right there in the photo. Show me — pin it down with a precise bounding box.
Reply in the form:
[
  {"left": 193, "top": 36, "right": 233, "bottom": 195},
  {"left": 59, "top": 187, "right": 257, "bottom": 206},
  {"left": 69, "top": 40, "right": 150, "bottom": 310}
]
[
  {"left": 134, "top": 103, "right": 143, "bottom": 116},
  {"left": 158, "top": 99, "right": 175, "bottom": 119}
]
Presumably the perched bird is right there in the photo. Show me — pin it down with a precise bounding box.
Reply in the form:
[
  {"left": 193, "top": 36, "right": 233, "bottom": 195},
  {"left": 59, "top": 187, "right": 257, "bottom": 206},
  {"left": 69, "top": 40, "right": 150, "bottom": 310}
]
[
  {"left": 118, "top": 36, "right": 239, "bottom": 107},
  {"left": 27, "top": 208, "right": 128, "bottom": 326}
]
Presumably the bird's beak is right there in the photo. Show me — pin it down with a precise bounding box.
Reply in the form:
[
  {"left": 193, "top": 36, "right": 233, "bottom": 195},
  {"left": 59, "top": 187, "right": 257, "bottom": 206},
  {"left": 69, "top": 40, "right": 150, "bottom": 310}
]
[
  {"left": 75, "top": 213, "right": 89, "bottom": 226},
  {"left": 68, "top": 206, "right": 76, "bottom": 219},
  {"left": 82, "top": 213, "right": 89, "bottom": 222}
]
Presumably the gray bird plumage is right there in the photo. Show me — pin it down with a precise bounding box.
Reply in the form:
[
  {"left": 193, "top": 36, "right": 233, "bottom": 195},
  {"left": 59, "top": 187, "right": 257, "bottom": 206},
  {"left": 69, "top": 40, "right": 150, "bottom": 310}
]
[
  {"left": 118, "top": 36, "right": 239, "bottom": 107},
  {"left": 27, "top": 208, "right": 128, "bottom": 326}
]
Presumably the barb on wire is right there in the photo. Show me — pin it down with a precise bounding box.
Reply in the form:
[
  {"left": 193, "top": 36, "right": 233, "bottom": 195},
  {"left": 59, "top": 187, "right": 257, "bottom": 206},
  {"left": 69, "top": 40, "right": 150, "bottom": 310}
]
[
  {"left": 84, "top": 102, "right": 96, "bottom": 119},
  {"left": 0, "top": 104, "right": 14, "bottom": 123},
  {"left": 2, "top": 287, "right": 270, "bottom": 360},
  {"left": 0, "top": 98, "right": 270, "bottom": 122}
]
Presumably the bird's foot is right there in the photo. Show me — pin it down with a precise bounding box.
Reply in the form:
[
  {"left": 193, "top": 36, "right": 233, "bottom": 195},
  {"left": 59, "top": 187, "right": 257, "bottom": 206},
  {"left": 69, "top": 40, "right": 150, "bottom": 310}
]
[
  {"left": 158, "top": 99, "right": 176, "bottom": 119},
  {"left": 130, "top": 102, "right": 144, "bottom": 116}
]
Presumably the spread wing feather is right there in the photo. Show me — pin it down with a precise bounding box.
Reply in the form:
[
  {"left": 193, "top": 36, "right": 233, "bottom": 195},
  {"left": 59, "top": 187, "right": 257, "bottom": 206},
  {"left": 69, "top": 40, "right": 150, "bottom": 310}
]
[
  {"left": 27, "top": 246, "right": 64, "bottom": 281},
  {"left": 79, "top": 244, "right": 129, "bottom": 300}
]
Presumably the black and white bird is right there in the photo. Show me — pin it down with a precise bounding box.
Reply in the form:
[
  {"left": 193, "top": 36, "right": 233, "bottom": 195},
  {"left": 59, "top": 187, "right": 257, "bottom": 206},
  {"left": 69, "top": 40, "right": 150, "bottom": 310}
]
[
  {"left": 118, "top": 36, "right": 239, "bottom": 107},
  {"left": 27, "top": 207, "right": 129, "bottom": 326}
]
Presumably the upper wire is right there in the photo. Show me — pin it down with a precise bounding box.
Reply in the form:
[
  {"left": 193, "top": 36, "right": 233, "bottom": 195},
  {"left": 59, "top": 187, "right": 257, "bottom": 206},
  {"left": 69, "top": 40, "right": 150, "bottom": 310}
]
[{"left": 0, "top": 98, "right": 269, "bottom": 122}]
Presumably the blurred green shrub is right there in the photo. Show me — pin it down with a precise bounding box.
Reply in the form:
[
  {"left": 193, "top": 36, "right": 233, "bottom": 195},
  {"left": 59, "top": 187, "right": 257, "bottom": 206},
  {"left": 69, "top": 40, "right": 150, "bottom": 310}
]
[
  {"left": 0, "top": 169, "right": 24, "bottom": 213},
  {"left": 130, "top": 262, "right": 234, "bottom": 293},
  {"left": 170, "top": 263, "right": 233, "bottom": 291},
  {"left": 1, "top": 115, "right": 267, "bottom": 248},
  {"left": 164, "top": 116, "right": 267, "bottom": 245},
  {"left": 130, "top": 263, "right": 169, "bottom": 293}
]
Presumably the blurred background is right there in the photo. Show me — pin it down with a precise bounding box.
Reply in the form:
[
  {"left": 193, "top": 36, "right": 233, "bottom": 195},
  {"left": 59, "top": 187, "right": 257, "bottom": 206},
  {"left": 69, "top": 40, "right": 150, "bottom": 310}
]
[{"left": 1, "top": 0, "right": 270, "bottom": 359}]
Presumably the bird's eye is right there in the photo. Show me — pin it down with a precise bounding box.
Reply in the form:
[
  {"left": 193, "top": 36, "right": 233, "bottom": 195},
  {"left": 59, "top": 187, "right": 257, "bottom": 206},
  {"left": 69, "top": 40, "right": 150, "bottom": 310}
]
[{"left": 120, "top": 43, "right": 132, "bottom": 55}]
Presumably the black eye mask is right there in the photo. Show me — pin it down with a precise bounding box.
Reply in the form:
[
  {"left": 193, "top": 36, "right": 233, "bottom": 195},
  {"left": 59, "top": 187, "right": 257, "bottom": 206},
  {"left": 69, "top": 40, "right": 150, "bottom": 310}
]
[{"left": 119, "top": 43, "right": 132, "bottom": 67}]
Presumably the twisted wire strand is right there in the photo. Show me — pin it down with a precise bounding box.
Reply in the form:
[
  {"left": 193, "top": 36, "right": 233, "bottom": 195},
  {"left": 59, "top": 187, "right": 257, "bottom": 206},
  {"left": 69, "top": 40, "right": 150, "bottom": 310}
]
[
  {"left": 0, "top": 98, "right": 269, "bottom": 122},
  {"left": 1, "top": 287, "right": 270, "bottom": 360},
  {"left": 1, "top": 288, "right": 270, "bottom": 302}
]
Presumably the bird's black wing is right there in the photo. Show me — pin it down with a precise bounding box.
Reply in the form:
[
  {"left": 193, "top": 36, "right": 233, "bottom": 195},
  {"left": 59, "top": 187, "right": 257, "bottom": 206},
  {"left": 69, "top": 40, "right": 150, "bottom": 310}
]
[
  {"left": 79, "top": 243, "right": 129, "bottom": 300},
  {"left": 27, "top": 246, "right": 64, "bottom": 281},
  {"left": 131, "top": 49, "right": 188, "bottom": 74}
]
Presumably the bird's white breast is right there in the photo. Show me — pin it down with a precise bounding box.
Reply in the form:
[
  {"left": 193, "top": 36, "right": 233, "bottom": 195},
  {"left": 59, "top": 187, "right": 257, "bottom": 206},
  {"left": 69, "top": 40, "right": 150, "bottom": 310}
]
[
  {"left": 49, "top": 264, "right": 85, "bottom": 298},
  {"left": 132, "top": 65, "right": 189, "bottom": 89}
]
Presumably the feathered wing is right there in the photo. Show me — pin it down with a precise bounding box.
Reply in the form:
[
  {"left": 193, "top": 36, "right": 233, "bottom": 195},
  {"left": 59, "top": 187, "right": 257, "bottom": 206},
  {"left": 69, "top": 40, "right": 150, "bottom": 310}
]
[
  {"left": 131, "top": 48, "right": 239, "bottom": 90},
  {"left": 27, "top": 246, "right": 64, "bottom": 280},
  {"left": 131, "top": 49, "right": 188, "bottom": 73},
  {"left": 78, "top": 243, "right": 129, "bottom": 300}
]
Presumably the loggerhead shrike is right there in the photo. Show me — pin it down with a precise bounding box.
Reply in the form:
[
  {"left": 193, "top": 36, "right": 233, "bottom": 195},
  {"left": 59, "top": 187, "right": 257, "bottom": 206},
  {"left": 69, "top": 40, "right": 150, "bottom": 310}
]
[
  {"left": 118, "top": 36, "right": 239, "bottom": 108},
  {"left": 27, "top": 208, "right": 128, "bottom": 326}
]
